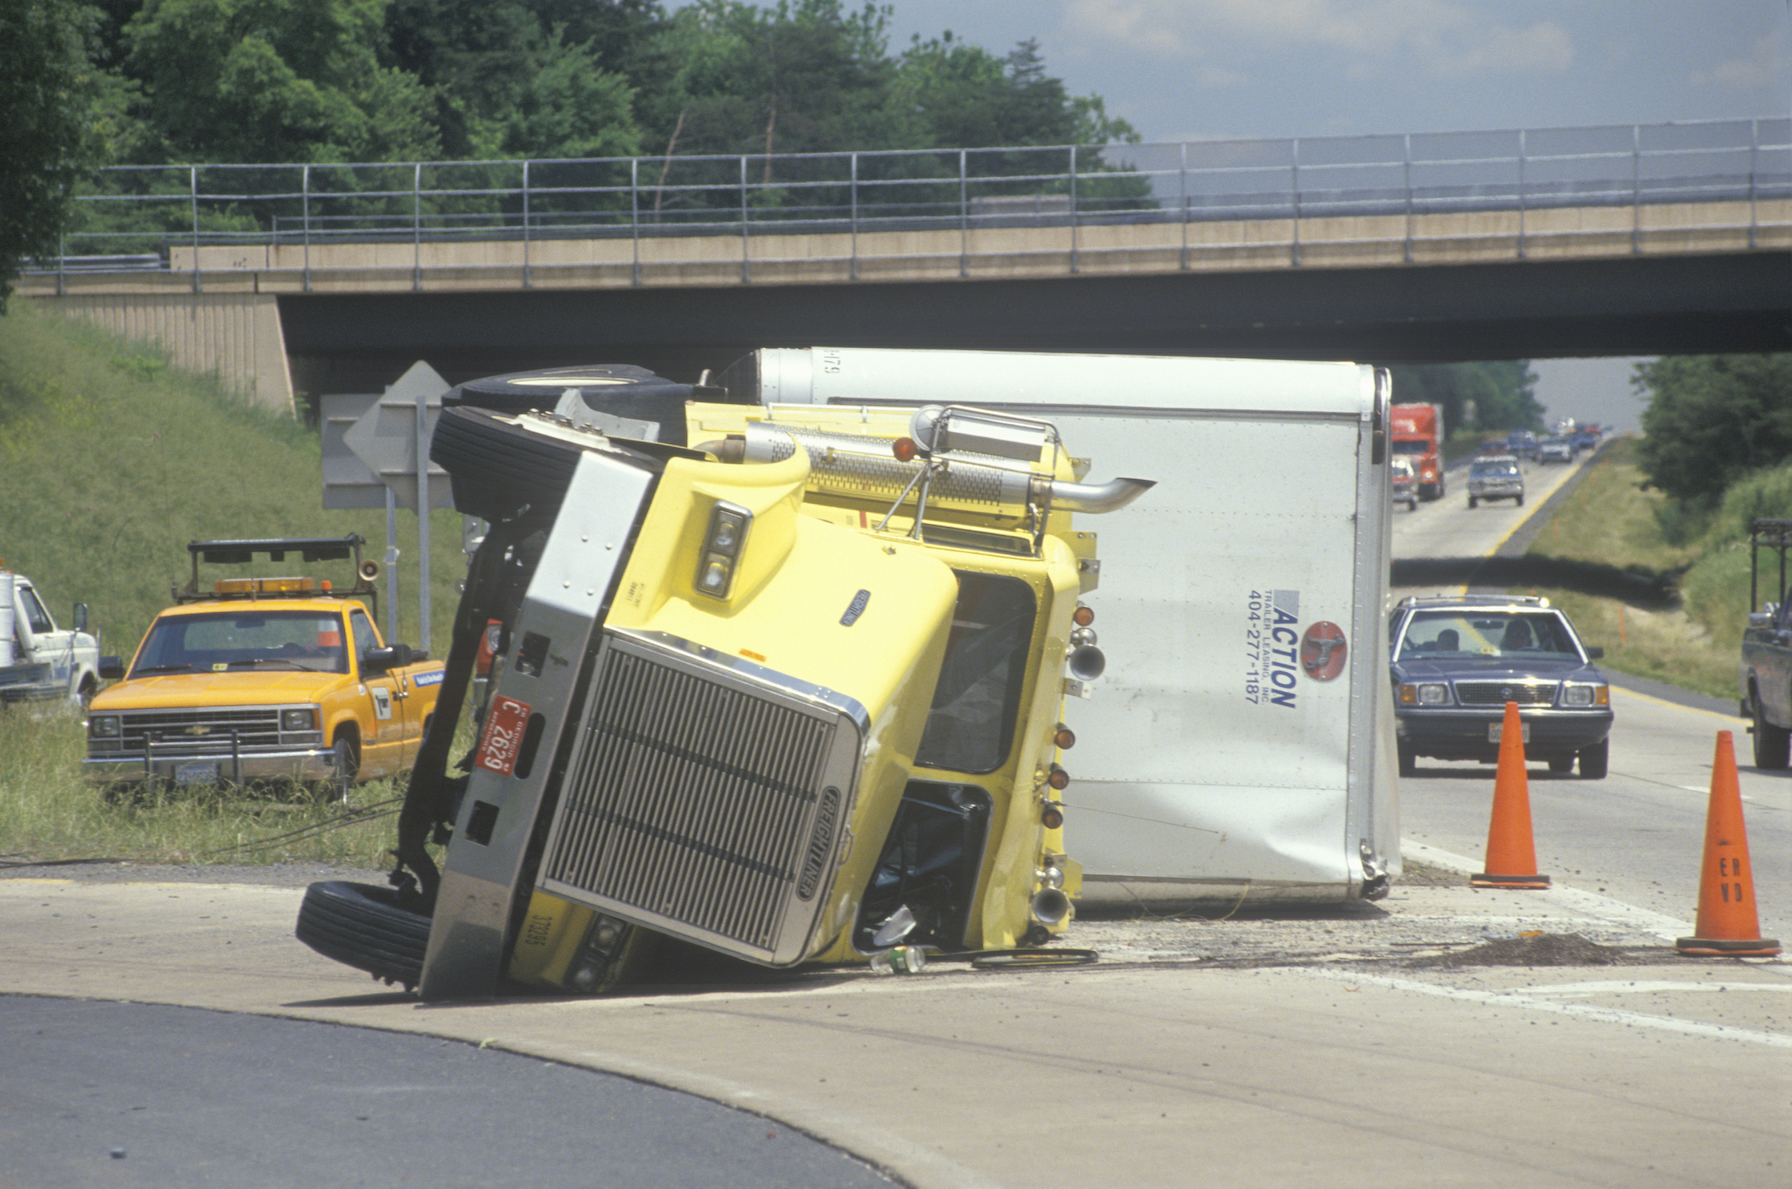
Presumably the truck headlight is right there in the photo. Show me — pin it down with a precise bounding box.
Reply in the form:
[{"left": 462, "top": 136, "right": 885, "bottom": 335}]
[
  {"left": 282, "top": 708, "right": 318, "bottom": 732},
  {"left": 1398, "top": 683, "right": 1450, "bottom": 706},
  {"left": 89, "top": 715, "right": 121, "bottom": 738},
  {"left": 1561, "top": 683, "right": 1608, "bottom": 707},
  {"left": 695, "top": 502, "right": 751, "bottom": 599}
]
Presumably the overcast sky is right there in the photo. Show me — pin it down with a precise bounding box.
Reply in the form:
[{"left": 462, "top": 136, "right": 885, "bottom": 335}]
[
  {"left": 866, "top": 1, "right": 1788, "bottom": 432},
  {"left": 676, "top": 1, "right": 1791, "bottom": 431},
  {"left": 871, "top": 0, "right": 1789, "bottom": 143}
]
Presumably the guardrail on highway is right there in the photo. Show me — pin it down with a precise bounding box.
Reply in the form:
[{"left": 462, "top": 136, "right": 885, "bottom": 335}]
[{"left": 31, "top": 117, "right": 1791, "bottom": 290}]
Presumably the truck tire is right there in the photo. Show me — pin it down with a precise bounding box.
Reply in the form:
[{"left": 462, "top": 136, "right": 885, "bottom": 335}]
[
  {"left": 1751, "top": 696, "right": 1790, "bottom": 769},
  {"left": 430, "top": 404, "right": 589, "bottom": 523},
  {"left": 315, "top": 734, "right": 358, "bottom": 803},
  {"left": 1467, "top": 495, "right": 1478, "bottom": 509},
  {"left": 1578, "top": 739, "right": 1609, "bottom": 779},
  {"left": 1516, "top": 494, "right": 1525, "bottom": 507},
  {"left": 1396, "top": 741, "right": 1416, "bottom": 777},
  {"left": 295, "top": 881, "right": 431, "bottom": 992}
]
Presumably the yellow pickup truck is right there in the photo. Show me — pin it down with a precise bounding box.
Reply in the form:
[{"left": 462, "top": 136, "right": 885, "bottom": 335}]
[{"left": 85, "top": 536, "right": 445, "bottom": 798}]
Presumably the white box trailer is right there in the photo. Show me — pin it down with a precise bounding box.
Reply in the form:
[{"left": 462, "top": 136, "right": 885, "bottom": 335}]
[{"left": 716, "top": 348, "right": 1399, "bottom": 906}]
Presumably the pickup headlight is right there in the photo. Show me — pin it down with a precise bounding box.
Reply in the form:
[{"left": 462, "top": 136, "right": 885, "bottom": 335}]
[
  {"left": 1561, "top": 683, "right": 1609, "bottom": 707},
  {"left": 281, "top": 708, "right": 319, "bottom": 732},
  {"left": 1398, "top": 683, "right": 1451, "bottom": 706},
  {"left": 89, "top": 715, "right": 121, "bottom": 738}
]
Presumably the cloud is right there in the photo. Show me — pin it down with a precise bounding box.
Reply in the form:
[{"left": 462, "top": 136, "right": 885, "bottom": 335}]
[
  {"left": 1063, "top": 0, "right": 1574, "bottom": 77},
  {"left": 1690, "top": 30, "right": 1790, "bottom": 91}
]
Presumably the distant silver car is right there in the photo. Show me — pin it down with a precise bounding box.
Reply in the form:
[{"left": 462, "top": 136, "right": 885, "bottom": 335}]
[
  {"left": 1538, "top": 436, "right": 1576, "bottom": 464},
  {"left": 1467, "top": 454, "right": 1524, "bottom": 508}
]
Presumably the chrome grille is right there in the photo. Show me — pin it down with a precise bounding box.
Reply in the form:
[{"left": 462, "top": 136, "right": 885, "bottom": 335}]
[
  {"left": 1454, "top": 681, "right": 1558, "bottom": 707},
  {"left": 539, "top": 635, "right": 856, "bottom": 965},
  {"left": 91, "top": 707, "right": 286, "bottom": 753}
]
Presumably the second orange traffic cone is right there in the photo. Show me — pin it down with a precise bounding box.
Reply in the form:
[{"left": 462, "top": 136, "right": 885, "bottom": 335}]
[
  {"left": 1676, "top": 731, "right": 1781, "bottom": 957},
  {"left": 1471, "top": 701, "right": 1551, "bottom": 889}
]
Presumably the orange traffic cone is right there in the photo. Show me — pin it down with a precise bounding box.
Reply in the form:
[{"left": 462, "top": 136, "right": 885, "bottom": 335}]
[
  {"left": 1676, "top": 732, "right": 1781, "bottom": 957},
  {"left": 1471, "top": 701, "right": 1551, "bottom": 889}
]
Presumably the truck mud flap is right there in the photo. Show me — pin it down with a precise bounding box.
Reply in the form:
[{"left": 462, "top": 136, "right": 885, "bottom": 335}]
[{"left": 295, "top": 881, "right": 432, "bottom": 991}]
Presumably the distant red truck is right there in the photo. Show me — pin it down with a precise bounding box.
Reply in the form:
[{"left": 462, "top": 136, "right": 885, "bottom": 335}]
[{"left": 1390, "top": 403, "right": 1445, "bottom": 500}]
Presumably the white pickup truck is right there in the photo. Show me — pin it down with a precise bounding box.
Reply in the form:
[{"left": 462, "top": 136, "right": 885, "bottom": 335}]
[{"left": 1, "top": 569, "right": 105, "bottom": 710}]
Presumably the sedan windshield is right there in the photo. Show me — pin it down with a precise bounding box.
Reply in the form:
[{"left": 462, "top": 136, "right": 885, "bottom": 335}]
[
  {"left": 1399, "top": 611, "right": 1580, "bottom": 660},
  {"left": 132, "top": 610, "right": 349, "bottom": 675}
]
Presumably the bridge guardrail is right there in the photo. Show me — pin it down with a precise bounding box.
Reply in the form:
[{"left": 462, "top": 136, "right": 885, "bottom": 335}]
[{"left": 31, "top": 117, "right": 1791, "bottom": 291}]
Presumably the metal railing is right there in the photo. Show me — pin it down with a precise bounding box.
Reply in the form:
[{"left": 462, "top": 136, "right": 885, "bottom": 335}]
[{"left": 35, "top": 117, "right": 1791, "bottom": 290}]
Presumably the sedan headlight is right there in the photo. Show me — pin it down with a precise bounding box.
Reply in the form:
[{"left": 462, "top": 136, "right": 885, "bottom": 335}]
[
  {"left": 1561, "top": 683, "right": 1609, "bottom": 707},
  {"left": 1398, "top": 683, "right": 1451, "bottom": 706},
  {"left": 89, "top": 715, "right": 121, "bottom": 738},
  {"left": 281, "top": 708, "right": 318, "bottom": 732}
]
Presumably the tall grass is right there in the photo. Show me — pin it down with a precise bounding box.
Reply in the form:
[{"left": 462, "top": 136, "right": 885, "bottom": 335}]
[
  {"left": 1520, "top": 437, "right": 1792, "bottom": 702},
  {"left": 0, "top": 704, "right": 417, "bottom": 867},
  {"left": 0, "top": 300, "right": 467, "bottom": 657},
  {"left": 1, "top": 302, "right": 474, "bottom": 867}
]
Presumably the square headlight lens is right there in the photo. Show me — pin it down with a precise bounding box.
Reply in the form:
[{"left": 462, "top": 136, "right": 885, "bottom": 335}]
[
  {"left": 282, "top": 708, "right": 318, "bottom": 732},
  {"left": 1416, "top": 683, "right": 1450, "bottom": 705},
  {"left": 89, "top": 715, "right": 121, "bottom": 738},
  {"left": 1561, "top": 683, "right": 1608, "bottom": 707}
]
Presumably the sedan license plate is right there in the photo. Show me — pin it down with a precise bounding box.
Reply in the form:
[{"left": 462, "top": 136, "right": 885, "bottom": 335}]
[
  {"left": 175, "top": 761, "right": 220, "bottom": 786},
  {"left": 1488, "top": 721, "right": 1530, "bottom": 744}
]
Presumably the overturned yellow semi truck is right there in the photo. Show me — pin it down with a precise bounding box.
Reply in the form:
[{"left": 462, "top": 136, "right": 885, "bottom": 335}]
[{"left": 297, "top": 364, "right": 1152, "bottom": 998}]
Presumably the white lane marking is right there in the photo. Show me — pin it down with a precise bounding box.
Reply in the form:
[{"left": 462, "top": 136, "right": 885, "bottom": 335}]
[
  {"left": 1517, "top": 980, "right": 1792, "bottom": 997},
  {"left": 1302, "top": 968, "right": 1792, "bottom": 1048}
]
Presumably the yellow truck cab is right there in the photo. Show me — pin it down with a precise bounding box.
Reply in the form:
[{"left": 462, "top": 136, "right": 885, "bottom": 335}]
[
  {"left": 296, "top": 367, "right": 1151, "bottom": 998},
  {"left": 85, "top": 536, "right": 445, "bottom": 797}
]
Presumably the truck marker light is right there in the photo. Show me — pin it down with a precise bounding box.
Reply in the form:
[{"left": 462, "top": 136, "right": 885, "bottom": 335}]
[
  {"left": 1073, "top": 604, "right": 1095, "bottom": 627},
  {"left": 892, "top": 437, "right": 920, "bottom": 462},
  {"left": 1041, "top": 803, "right": 1065, "bottom": 830},
  {"left": 1054, "top": 725, "right": 1076, "bottom": 750},
  {"left": 1047, "top": 765, "right": 1070, "bottom": 791}
]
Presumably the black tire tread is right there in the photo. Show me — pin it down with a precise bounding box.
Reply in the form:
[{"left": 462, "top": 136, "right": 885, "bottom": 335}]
[{"left": 295, "top": 881, "right": 431, "bottom": 990}]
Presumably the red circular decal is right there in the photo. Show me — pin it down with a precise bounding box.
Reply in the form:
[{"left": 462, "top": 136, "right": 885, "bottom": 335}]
[{"left": 1301, "top": 621, "right": 1348, "bottom": 681}]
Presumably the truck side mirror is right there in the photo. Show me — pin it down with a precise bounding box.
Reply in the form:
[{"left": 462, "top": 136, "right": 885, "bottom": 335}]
[
  {"left": 363, "top": 644, "right": 412, "bottom": 673},
  {"left": 1585, "top": 646, "right": 1604, "bottom": 660},
  {"left": 99, "top": 656, "right": 125, "bottom": 680},
  {"left": 74, "top": 604, "right": 89, "bottom": 633}
]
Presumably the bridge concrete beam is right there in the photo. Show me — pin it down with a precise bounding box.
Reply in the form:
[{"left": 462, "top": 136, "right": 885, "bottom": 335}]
[{"left": 276, "top": 250, "right": 1790, "bottom": 401}]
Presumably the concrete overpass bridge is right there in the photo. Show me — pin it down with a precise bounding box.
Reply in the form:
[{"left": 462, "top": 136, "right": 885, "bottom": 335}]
[{"left": 21, "top": 118, "right": 1790, "bottom": 412}]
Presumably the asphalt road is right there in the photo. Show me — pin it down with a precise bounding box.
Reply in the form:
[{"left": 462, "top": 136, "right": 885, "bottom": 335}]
[{"left": 4, "top": 445, "right": 1789, "bottom": 1189}]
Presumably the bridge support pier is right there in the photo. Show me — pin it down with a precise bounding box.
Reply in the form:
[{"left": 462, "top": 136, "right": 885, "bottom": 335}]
[{"left": 32, "top": 291, "right": 295, "bottom": 415}]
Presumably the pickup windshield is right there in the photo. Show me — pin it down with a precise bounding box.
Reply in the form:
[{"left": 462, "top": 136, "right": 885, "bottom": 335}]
[{"left": 131, "top": 610, "right": 349, "bottom": 676}]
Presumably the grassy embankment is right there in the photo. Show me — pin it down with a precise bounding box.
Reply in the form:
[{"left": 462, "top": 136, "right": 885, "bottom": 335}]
[
  {"left": 1, "top": 302, "right": 471, "bottom": 867},
  {"left": 1518, "top": 435, "right": 1792, "bottom": 704}
]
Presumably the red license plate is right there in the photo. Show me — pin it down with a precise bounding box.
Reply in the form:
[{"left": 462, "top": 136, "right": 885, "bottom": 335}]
[{"left": 475, "top": 695, "right": 533, "bottom": 776}]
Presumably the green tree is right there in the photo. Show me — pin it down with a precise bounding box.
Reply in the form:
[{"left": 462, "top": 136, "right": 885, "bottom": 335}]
[
  {"left": 1636, "top": 354, "right": 1792, "bottom": 505},
  {"left": 1, "top": 0, "right": 109, "bottom": 311},
  {"left": 122, "top": 0, "right": 440, "bottom": 163}
]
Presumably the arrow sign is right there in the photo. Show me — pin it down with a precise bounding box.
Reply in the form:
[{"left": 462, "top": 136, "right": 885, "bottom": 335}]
[{"left": 341, "top": 360, "right": 453, "bottom": 512}]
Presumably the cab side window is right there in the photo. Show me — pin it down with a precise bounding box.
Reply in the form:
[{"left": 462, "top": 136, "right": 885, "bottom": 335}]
[
  {"left": 19, "top": 587, "right": 53, "bottom": 634},
  {"left": 349, "top": 609, "right": 383, "bottom": 663}
]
